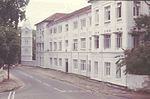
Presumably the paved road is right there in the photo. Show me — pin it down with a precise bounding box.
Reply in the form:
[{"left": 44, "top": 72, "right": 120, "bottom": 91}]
[{"left": 0, "top": 67, "right": 128, "bottom": 99}]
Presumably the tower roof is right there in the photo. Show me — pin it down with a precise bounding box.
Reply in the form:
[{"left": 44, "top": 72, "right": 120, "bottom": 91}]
[{"left": 22, "top": 19, "right": 32, "bottom": 29}]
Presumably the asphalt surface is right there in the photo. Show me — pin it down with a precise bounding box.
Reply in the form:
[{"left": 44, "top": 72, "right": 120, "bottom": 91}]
[{"left": 0, "top": 67, "right": 129, "bottom": 99}]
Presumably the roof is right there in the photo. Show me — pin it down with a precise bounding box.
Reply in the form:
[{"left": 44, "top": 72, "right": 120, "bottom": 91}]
[
  {"left": 35, "top": 13, "right": 67, "bottom": 25},
  {"left": 55, "top": 5, "right": 91, "bottom": 23},
  {"left": 35, "top": 5, "right": 91, "bottom": 26}
]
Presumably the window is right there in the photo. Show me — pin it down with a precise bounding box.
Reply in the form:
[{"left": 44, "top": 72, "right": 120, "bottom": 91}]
[
  {"left": 54, "top": 42, "right": 57, "bottom": 51},
  {"left": 81, "top": 60, "right": 86, "bottom": 71},
  {"left": 116, "top": 65, "right": 121, "bottom": 78},
  {"left": 59, "top": 41, "right": 62, "bottom": 51},
  {"left": 117, "top": 2, "right": 122, "bottom": 18},
  {"left": 59, "top": 58, "right": 62, "bottom": 66},
  {"left": 80, "top": 18, "right": 86, "bottom": 29},
  {"left": 73, "top": 39, "right": 78, "bottom": 51},
  {"left": 94, "top": 36, "right": 99, "bottom": 49},
  {"left": 133, "top": 35, "right": 139, "bottom": 48},
  {"left": 89, "top": 16, "right": 92, "bottom": 26},
  {"left": 95, "top": 9, "right": 99, "bottom": 25},
  {"left": 81, "top": 38, "right": 86, "bottom": 49},
  {"left": 94, "top": 61, "right": 98, "bottom": 75},
  {"left": 50, "top": 58, "right": 52, "bottom": 65},
  {"left": 73, "top": 21, "right": 78, "bottom": 29},
  {"left": 54, "top": 27, "right": 57, "bottom": 33},
  {"left": 65, "top": 24, "right": 69, "bottom": 31},
  {"left": 105, "top": 62, "right": 111, "bottom": 76},
  {"left": 88, "top": 61, "right": 91, "bottom": 72},
  {"left": 133, "top": 1, "right": 141, "bottom": 16},
  {"left": 65, "top": 40, "right": 68, "bottom": 48},
  {"left": 50, "top": 28, "right": 53, "bottom": 34},
  {"left": 89, "top": 37, "right": 92, "bottom": 50},
  {"left": 116, "top": 33, "right": 122, "bottom": 49},
  {"left": 54, "top": 58, "right": 57, "bottom": 66},
  {"left": 73, "top": 59, "right": 78, "bottom": 69},
  {"left": 105, "top": 6, "right": 111, "bottom": 21},
  {"left": 104, "top": 35, "right": 111, "bottom": 49},
  {"left": 50, "top": 42, "right": 52, "bottom": 51},
  {"left": 58, "top": 25, "right": 62, "bottom": 33}
]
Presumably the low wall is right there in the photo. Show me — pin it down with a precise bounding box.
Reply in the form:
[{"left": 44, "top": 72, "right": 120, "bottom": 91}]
[
  {"left": 21, "top": 60, "right": 36, "bottom": 66},
  {"left": 127, "top": 74, "right": 150, "bottom": 92},
  {"left": 0, "top": 68, "right": 6, "bottom": 82}
]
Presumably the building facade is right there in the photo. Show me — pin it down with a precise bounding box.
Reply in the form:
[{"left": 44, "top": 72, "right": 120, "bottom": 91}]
[
  {"left": 21, "top": 19, "right": 33, "bottom": 64},
  {"left": 35, "top": 1, "right": 150, "bottom": 86}
]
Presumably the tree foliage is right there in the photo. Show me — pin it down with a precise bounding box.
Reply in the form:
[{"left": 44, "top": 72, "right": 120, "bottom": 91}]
[
  {"left": 0, "top": 0, "right": 29, "bottom": 66},
  {"left": 116, "top": 15, "right": 150, "bottom": 75},
  {"left": 0, "top": 0, "right": 29, "bottom": 29}
]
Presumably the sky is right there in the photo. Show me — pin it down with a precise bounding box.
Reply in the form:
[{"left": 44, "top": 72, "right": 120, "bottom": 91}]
[{"left": 23, "top": 0, "right": 89, "bottom": 29}]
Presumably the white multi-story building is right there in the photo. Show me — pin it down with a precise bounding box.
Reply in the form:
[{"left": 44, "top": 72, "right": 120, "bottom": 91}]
[
  {"left": 21, "top": 19, "right": 33, "bottom": 64},
  {"left": 35, "top": 1, "right": 150, "bottom": 86}
]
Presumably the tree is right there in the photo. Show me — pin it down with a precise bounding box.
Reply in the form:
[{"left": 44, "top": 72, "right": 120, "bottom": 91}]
[
  {"left": 0, "top": 0, "right": 29, "bottom": 79},
  {"left": 116, "top": 15, "right": 150, "bottom": 75},
  {"left": 0, "top": 0, "right": 29, "bottom": 29}
]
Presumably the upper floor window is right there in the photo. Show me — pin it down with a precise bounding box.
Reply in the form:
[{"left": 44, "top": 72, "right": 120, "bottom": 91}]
[
  {"left": 65, "top": 24, "right": 69, "bottom": 31},
  {"left": 104, "top": 34, "right": 111, "bottom": 49},
  {"left": 54, "top": 27, "right": 57, "bottom": 33},
  {"left": 81, "top": 60, "right": 86, "bottom": 71},
  {"left": 94, "top": 36, "right": 99, "bottom": 49},
  {"left": 65, "top": 40, "right": 68, "bottom": 48},
  {"left": 105, "top": 6, "right": 111, "bottom": 21},
  {"left": 89, "top": 37, "right": 92, "bottom": 50},
  {"left": 73, "top": 39, "right": 78, "bottom": 51},
  {"left": 54, "top": 42, "right": 57, "bottom": 51},
  {"left": 58, "top": 25, "right": 62, "bottom": 33},
  {"left": 116, "top": 33, "right": 122, "bottom": 49},
  {"left": 89, "top": 16, "right": 92, "bottom": 26},
  {"left": 80, "top": 18, "right": 86, "bottom": 29},
  {"left": 133, "top": 1, "right": 141, "bottom": 17},
  {"left": 117, "top": 2, "right": 122, "bottom": 18},
  {"left": 49, "top": 42, "right": 52, "bottom": 51},
  {"left": 81, "top": 38, "right": 86, "bottom": 49},
  {"left": 50, "top": 28, "right": 53, "bottom": 34},
  {"left": 73, "top": 21, "right": 78, "bottom": 29},
  {"left": 59, "top": 41, "right": 62, "bottom": 51},
  {"left": 95, "top": 9, "right": 99, "bottom": 25}
]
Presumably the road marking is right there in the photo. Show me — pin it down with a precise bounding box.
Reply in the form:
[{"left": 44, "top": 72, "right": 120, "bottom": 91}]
[
  {"left": 7, "top": 91, "right": 15, "bottom": 99},
  {"left": 8, "top": 92, "right": 12, "bottom": 99},
  {"left": 12, "top": 91, "right": 15, "bottom": 99},
  {"left": 54, "top": 88, "right": 65, "bottom": 93},
  {"left": 43, "top": 82, "right": 51, "bottom": 87}
]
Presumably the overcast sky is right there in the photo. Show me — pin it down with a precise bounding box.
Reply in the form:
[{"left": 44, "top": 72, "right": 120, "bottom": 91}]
[{"left": 23, "top": 0, "right": 89, "bottom": 29}]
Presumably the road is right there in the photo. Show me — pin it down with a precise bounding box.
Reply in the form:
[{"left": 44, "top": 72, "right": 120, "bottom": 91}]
[{"left": 0, "top": 66, "right": 129, "bottom": 99}]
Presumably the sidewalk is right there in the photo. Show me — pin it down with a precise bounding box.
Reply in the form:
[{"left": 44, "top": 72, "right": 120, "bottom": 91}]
[
  {"left": 0, "top": 71, "right": 23, "bottom": 93},
  {"left": 25, "top": 66, "right": 150, "bottom": 99}
]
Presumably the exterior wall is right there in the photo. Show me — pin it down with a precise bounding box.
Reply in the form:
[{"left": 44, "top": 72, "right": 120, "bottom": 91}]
[
  {"left": 21, "top": 20, "right": 33, "bottom": 64},
  {"left": 35, "top": 1, "right": 150, "bottom": 87},
  {"left": 127, "top": 74, "right": 150, "bottom": 91}
]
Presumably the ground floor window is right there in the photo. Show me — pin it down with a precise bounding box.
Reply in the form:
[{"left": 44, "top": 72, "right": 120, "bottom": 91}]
[
  {"left": 81, "top": 60, "right": 86, "bottom": 71},
  {"left": 59, "top": 58, "right": 62, "bottom": 66},
  {"left": 50, "top": 58, "right": 52, "bottom": 65},
  {"left": 94, "top": 61, "right": 98, "bottom": 75},
  {"left": 116, "top": 65, "right": 121, "bottom": 78},
  {"left": 54, "top": 58, "right": 57, "bottom": 66},
  {"left": 105, "top": 62, "right": 111, "bottom": 76},
  {"left": 73, "top": 59, "right": 78, "bottom": 69}
]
